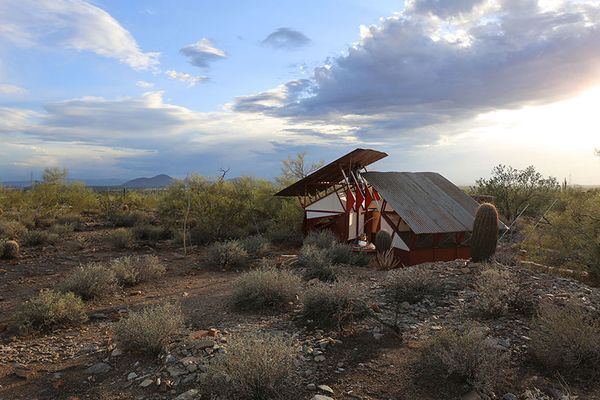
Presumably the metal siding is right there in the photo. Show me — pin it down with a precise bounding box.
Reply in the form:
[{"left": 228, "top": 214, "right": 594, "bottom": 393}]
[{"left": 362, "top": 171, "right": 480, "bottom": 234}]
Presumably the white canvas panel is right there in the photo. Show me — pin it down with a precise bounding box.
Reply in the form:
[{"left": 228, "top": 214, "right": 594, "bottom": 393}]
[
  {"left": 306, "top": 211, "right": 343, "bottom": 219},
  {"left": 306, "top": 191, "right": 345, "bottom": 213}
]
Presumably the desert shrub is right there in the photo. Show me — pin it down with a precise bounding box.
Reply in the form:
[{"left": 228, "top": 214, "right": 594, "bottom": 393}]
[
  {"left": 385, "top": 266, "right": 445, "bottom": 305},
  {"left": 207, "top": 240, "right": 249, "bottom": 270},
  {"left": 240, "top": 235, "right": 270, "bottom": 258},
  {"left": 419, "top": 324, "right": 508, "bottom": 395},
  {"left": 204, "top": 333, "right": 298, "bottom": 400},
  {"left": 49, "top": 223, "right": 75, "bottom": 235},
  {"left": 110, "top": 255, "right": 165, "bottom": 287},
  {"left": 1, "top": 240, "right": 20, "bottom": 259},
  {"left": 328, "top": 242, "right": 353, "bottom": 264},
  {"left": 351, "top": 250, "right": 371, "bottom": 267},
  {"left": 302, "top": 280, "right": 368, "bottom": 328},
  {"left": 55, "top": 213, "right": 84, "bottom": 228},
  {"left": 16, "top": 290, "right": 87, "bottom": 332},
  {"left": 108, "top": 228, "right": 134, "bottom": 249},
  {"left": 132, "top": 223, "right": 171, "bottom": 242},
  {"left": 298, "top": 244, "right": 336, "bottom": 282},
  {"left": 110, "top": 212, "right": 143, "bottom": 227},
  {"left": 113, "top": 303, "right": 185, "bottom": 355},
  {"left": 530, "top": 300, "right": 600, "bottom": 379},
  {"left": 303, "top": 230, "right": 338, "bottom": 249},
  {"left": 472, "top": 268, "right": 518, "bottom": 317},
  {"left": 232, "top": 268, "right": 302, "bottom": 310},
  {"left": 59, "top": 262, "right": 117, "bottom": 300},
  {"left": 22, "top": 230, "right": 58, "bottom": 246},
  {"left": 0, "top": 219, "right": 27, "bottom": 240}
]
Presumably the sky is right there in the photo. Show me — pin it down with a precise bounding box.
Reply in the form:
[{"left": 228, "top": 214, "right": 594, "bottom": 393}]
[{"left": 0, "top": 0, "right": 599, "bottom": 185}]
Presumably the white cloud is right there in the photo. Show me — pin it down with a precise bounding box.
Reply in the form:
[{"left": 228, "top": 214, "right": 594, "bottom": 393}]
[
  {"left": 136, "top": 80, "right": 154, "bottom": 89},
  {"left": 0, "top": 0, "right": 159, "bottom": 70},
  {"left": 165, "top": 70, "right": 207, "bottom": 87},
  {"left": 0, "top": 84, "right": 27, "bottom": 95},
  {"left": 180, "top": 38, "right": 226, "bottom": 68}
]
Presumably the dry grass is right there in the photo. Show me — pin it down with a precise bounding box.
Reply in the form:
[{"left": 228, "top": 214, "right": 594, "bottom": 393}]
[
  {"left": 472, "top": 268, "right": 518, "bottom": 317},
  {"left": 418, "top": 324, "right": 508, "bottom": 396},
  {"left": 302, "top": 280, "right": 368, "bottom": 328},
  {"left": 232, "top": 267, "right": 302, "bottom": 311},
  {"left": 0, "top": 219, "right": 27, "bottom": 240},
  {"left": 204, "top": 333, "right": 298, "bottom": 400},
  {"left": 113, "top": 303, "right": 185, "bottom": 355},
  {"left": 59, "top": 262, "right": 117, "bottom": 300},
  {"left": 207, "top": 240, "right": 250, "bottom": 270},
  {"left": 16, "top": 290, "right": 87, "bottom": 332},
  {"left": 298, "top": 244, "right": 336, "bottom": 282},
  {"left": 132, "top": 223, "right": 171, "bottom": 242},
  {"left": 530, "top": 300, "right": 600, "bottom": 379},
  {"left": 385, "top": 266, "right": 445, "bottom": 305},
  {"left": 110, "top": 255, "right": 166, "bottom": 287},
  {"left": 22, "top": 230, "right": 58, "bottom": 246}
]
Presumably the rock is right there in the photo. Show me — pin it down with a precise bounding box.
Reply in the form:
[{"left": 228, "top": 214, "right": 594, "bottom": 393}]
[
  {"left": 400, "top": 301, "right": 411, "bottom": 310},
  {"left": 167, "top": 366, "right": 186, "bottom": 378},
  {"left": 194, "top": 339, "right": 215, "bottom": 350},
  {"left": 140, "top": 378, "right": 153, "bottom": 387},
  {"left": 84, "top": 362, "right": 112, "bottom": 375},
  {"left": 165, "top": 354, "right": 178, "bottom": 364},
  {"left": 318, "top": 384, "right": 334, "bottom": 394},
  {"left": 311, "top": 396, "right": 333, "bottom": 400},
  {"left": 189, "top": 330, "right": 209, "bottom": 340},
  {"left": 173, "top": 389, "right": 200, "bottom": 400},
  {"left": 373, "top": 333, "right": 384, "bottom": 340},
  {"left": 127, "top": 372, "right": 138, "bottom": 380},
  {"left": 314, "top": 355, "right": 326, "bottom": 362},
  {"left": 111, "top": 348, "right": 123, "bottom": 357},
  {"left": 461, "top": 391, "right": 481, "bottom": 400},
  {"left": 307, "top": 383, "right": 317, "bottom": 390},
  {"left": 502, "top": 394, "right": 518, "bottom": 400}
]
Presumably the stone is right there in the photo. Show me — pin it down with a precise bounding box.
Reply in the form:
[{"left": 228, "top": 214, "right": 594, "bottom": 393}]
[
  {"left": 318, "top": 384, "right": 334, "bottom": 394},
  {"left": 167, "top": 366, "right": 186, "bottom": 378},
  {"left": 140, "top": 378, "right": 153, "bottom": 387},
  {"left": 165, "top": 354, "right": 178, "bottom": 364},
  {"left": 502, "top": 394, "right": 518, "bottom": 400},
  {"left": 84, "top": 362, "right": 112, "bottom": 375},
  {"left": 189, "top": 330, "right": 209, "bottom": 340},
  {"left": 307, "top": 383, "right": 317, "bottom": 390},
  {"left": 111, "top": 348, "right": 123, "bottom": 357},
  {"left": 314, "top": 355, "right": 326, "bottom": 362},
  {"left": 173, "top": 389, "right": 200, "bottom": 400},
  {"left": 194, "top": 339, "right": 215, "bottom": 350},
  {"left": 127, "top": 372, "right": 138, "bottom": 380},
  {"left": 311, "top": 396, "right": 333, "bottom": 400}
]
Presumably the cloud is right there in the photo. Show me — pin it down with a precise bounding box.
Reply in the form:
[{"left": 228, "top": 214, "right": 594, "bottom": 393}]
[
  {"left": 232, "top": 80, "right": 312, "bottom": 113},
  {"left": 180, "top": 38, "right": 226, "bottom": 68},
  {"left": 406, "top": 0, "right": 487, "bottom": 17},
  {"left": 0, "top": 0, "right": 159, "bottom": 70},
  {"left": 0, "top": 84, "right": 27, "bottom": 95},
  {"left": 136, "top": 80, "right": 154, "bottom": 89},
  {"left": 235, "top": 0, "right": 600, "bottom": 145},
  {"left": 262, "top": 28, "right": 311, "bottom": 50},
  {"left": 165, "top": 70, "right": 207, "bottom": 87}
]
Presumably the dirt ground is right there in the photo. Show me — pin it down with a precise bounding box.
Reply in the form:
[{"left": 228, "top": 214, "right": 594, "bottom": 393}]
[{"left": 1, "top": 225, "right": 600, "bottom": 400}]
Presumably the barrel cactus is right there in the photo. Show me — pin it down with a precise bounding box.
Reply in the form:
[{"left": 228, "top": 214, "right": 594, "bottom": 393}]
[
  {"left": 471, "top": 203, "right": 499, "bottom": 262},
  {"left": 2, "top": 240, "right": 20, "bottom": 259},
  {"left": 374, "top": 230, "right": 393, "bottom": 252}
]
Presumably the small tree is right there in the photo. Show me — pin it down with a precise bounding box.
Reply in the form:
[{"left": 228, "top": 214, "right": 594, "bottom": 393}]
[
  {"left": 276, "top": 152, "right": 323, "bottom": 187},
  {"left": 42, "top": 167, "right": 68, "bottom": 184},
  {"left": 472, "top": 165, "right": 559, "bottom": 223}
]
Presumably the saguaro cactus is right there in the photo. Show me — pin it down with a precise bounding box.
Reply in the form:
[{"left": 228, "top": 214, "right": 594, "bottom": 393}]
[
  {"left": 374, "top": 230, "right": 393, "bottom": 252},
  {"left": 471, "top": 203, "right": 499, "bottom": 262}
]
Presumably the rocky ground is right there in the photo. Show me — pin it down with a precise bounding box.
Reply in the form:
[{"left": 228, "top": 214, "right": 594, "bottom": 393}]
[{"left": 1, "top": 226, "right": 600, "bottom": 400}]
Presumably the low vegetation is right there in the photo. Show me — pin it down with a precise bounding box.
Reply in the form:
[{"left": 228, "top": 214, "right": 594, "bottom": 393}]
[
  {"left": 530, "top": 300, "right": 600, "bottom": 379},
  {"left": 240, "top": 235, "right": 270, "bottom": 258},
  {"left": 419, "top": 324, "right": 508, "bottom": 396},
  {"left": 0, "top": 239, "right": 19, "bottom": 259},
  {"left": 22, "top": 230, "right": 58, "bottom": 246},
  {"left": 232, "top": 267, "right": 302, "bottom": 311},
  {"left": 204, "top": 333, "right": 298, "bottom": 400},
  {"left": 303, "top": 230, "right": 338, "bottom": 250},
  {"left": 302, "top": 280, "right": 368, "bottom": 328},
  {"left": 207, "top": 240, "right": 249, "bottom": 270},
  {"left": 472, "top": 268, "right": 519, "bottom": 317},
  {"left": 16, "top": 290, "right": 87, "bottom": 332},
  {"left": 297, "top": 244, "right": 337, "bottom": 281},
  {"left": 385, "top": 266, "right": 445, "bottom": 305},
  {"left": 113, "top": 303, "right": 185, "bottom": 355},
  {"left": 59, "top": 262, "right": 117, "bottom": 300},
  {"left": 110, "top": 255, "right": 166, "bottom": 287},
  {"left": 108, "top": 228, "right": 134, "bottom": 249}
]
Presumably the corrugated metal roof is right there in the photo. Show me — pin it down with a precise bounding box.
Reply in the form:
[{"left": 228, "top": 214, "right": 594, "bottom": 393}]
[
  {"left": 362, "top": 171, "right": 480, "bottom": 234},
  {"left": 275, "top": 148, "right": 388, "bottom": 197}
]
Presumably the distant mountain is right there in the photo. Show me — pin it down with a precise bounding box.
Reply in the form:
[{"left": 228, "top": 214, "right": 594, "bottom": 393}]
[{"left": 122, "top": 174, "right": 175, "bottom": 189}]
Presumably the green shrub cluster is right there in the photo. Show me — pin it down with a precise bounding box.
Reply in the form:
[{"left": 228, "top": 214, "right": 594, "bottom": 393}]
[
  {"left": 110, "top": 255, "right": 166, "bottom": 287},
  {"left": 302, "top": 280, "right": 368, "bottom": 328},
  {"left": 232, "top": 267, "right": 302, "bottom": 310},
  {"left": 16, "top": 290, "right": 87, "bottom": 332},
  {"left": 207, "top": 240, "right": 249, "bottom": 270}
]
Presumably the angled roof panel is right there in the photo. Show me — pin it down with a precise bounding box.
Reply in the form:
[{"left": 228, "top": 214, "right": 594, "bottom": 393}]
[
  {"left": 275, "top": 148, "right": 388, "bottom": 197},
  {"left": 362, "top": 171, "right": 479, "bottom": 234}
]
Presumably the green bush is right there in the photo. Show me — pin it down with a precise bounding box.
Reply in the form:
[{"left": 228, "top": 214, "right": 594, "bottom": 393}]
[
  {"left": 303, "top": 230, "right": 338, "bottom": 249},
  {"left": 204, "top": 333, "right": 298, "bottom": 400},
  {"left": 16, "top": 290, "right": 87, "bottom": 332},
  {"left": 59, "top": 262, "right": 117, "bottom": 300},
  {"left": 530, "top": 300, "right": 600, "bottom": 379},
  {"left": 132, "top": 223, "right": 171, "bottom": 242},
  {"left": 232, "top": 268, "right": 302, "bottom": 310},
  {"left": 110, "top": 255, "right": 166, "bottom": 287},
  {"left": 110, "top": 212, "right": 143, "bottom": 228},
  {"left": 108, "top": 228, "right": 134, "bottom": 249},
  {"left": 22, "top": 230, "right": 58, "bottom": 246},
  {"left": 240, "top": 235, "right": 270, "bottom": 258},
  {"left": 419, "top": 324, "right": 507, "bottom": 396},
  {"left": 114, "top": 303, "right": 185, "bottom": 355},
  {"left": 298, "top": 245, "right": 336, "bottom": 282},
  {"left": 302, "top": 280, "right": 368, "bottom": 328},
  {"left": 207, "top": 240, "right": 249, "bottom": 270}
]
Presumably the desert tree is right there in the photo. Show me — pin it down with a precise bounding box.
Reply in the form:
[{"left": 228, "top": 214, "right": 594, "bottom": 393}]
[{"left": 42, "top": 167, "right": 68, "bottom": 184}]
